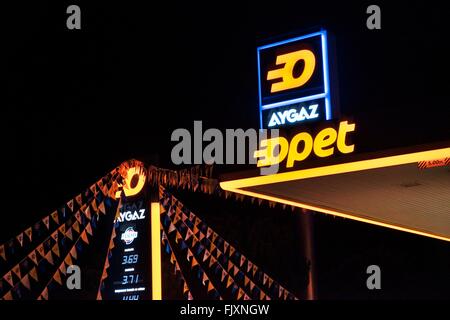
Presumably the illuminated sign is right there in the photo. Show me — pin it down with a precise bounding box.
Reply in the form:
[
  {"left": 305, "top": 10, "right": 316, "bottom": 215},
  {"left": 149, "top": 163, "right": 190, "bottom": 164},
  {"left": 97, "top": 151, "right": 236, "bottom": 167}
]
[
  {"left": 121, "top": 227, "right": 138, "bottom": 245},
  {"left": 254, "top": 121, "right": 355, "bottom": 169},
  {"left": 104, "top": 163, "right": 159, "bottom": 301},
  {"left": 257, "top": 30, "right": 331, "bottom": 128},
  {"left": 115, "top": 209, "right": 146, "bottom": 223}
]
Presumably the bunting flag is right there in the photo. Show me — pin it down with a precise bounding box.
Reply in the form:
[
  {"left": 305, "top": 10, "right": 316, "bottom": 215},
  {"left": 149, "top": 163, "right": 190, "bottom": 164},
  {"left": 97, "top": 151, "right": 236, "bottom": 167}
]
[
  {"left": 64, "top": 254, "right": 73, "bottom": 266},
  {"left": 75, "top": 194, "right": 83, "bottom": 206},
  {"left": 51, "top": 230, "right": 59, "bottom": 242},
  {"left": 28, "top": 251, "right": 38, "bottom": 265},
  {"left": 51, "top": 211, "right": 59, "bottom": 224},
  {"left": 84, "top": 206, "right": 92, "bottom": 220},
  {"left": 58, "top": 224, "right": 66, "bottom": 235},
  {"left": 0, "top": 245, "right": 5, "bottom": 261},
  {"left": 70, "top": 247, "right": 78, "bottom": 260},
  {"left": 66, "top": 228, "right": 73, "bottom": 241},
  {"left": 72, "top": 221, "right": 80, "bottom": 234},
  {"left": 226, "top": 275, "right": 233, "bottom": 288},
  {"left": 247, "top": 261, "right": 253, "bottom": 273},
  {"left": 3, "top": 291, "right": 13, "bottom": 300},
  {"left": 86, "top": 223, "right": 93, "bottom": 236},
  {"left": 42, "top": 216, "right": 50, "bottom": 230},
  {"left": 207, "top": 281, "right": 214, "bottom": 293},
  {"left": 81, "top": 230, "right": 89, "bottom": 244},
  {"left": 41, "top": 287, "right": 49, "bottom": 300},
  {"left": 3, "top": 271, "right": 14, "bottom": 287},
  {"left": 21, "top": 274, "right": 31, "bottom": 290},
  {"left": 75, "top": 211, "right": 82, "bottom": 224},
  {"left": 59, "top": 263, "right": 67, "bottom": 276},
  {"left": 53, "top": 270, "right": 62, "bottom": 285},
  {"left": 29, "top": 267, "right": 38, "bottom": 282},
  {"left": 98, "top": 202, "right": 106, "bottom": 215},
  {"left": 25, "top": 227, "right": 33, "bottom": 242},
  {"left": 37, "top": 244, "right": 45, "bottom": 258},
  {"left": 67, "top": 199, "right": 74, "bottom": 212},
  {"left": 45, "top": 251, "right": 54, "bottom": 265},
  {"left": 237, "top": 288, "right": 244, "bottom": 300},
  {"left": 52, "top": 244, "right": 60, "bottom": 258},
  {"left": 17, "top": 233, "right": 24, "bottom": 247}
]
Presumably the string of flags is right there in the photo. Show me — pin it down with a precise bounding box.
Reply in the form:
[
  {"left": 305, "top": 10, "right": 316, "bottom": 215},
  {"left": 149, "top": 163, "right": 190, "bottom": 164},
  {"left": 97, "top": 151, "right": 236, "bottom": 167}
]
[
  {"left": 161, "top": 230, "right": 196, "bottom": 300},
  {"left": 0, "top": 166, "right": 121, "bottom": 300},
  {"left": 147, "top": 164, "right": 297, "bottom": 213},
  {"left": 159, "top": 185, "right": 299, "bottom": 300}
]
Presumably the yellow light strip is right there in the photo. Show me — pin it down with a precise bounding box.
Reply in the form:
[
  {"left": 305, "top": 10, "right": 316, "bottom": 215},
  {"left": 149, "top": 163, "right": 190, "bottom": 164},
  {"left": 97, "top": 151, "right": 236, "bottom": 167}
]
[
  {"left": 221, "top": 148, "right": 450, "bottom": 190},
  {"left": 221, "top": 187, "right": 450, "bottom": 242},
  {"left": 151, "top": 202, "right": 162, "bottom": 300},
  {"left": 220, "top": 147, "right": 450, "bottom": 242}
]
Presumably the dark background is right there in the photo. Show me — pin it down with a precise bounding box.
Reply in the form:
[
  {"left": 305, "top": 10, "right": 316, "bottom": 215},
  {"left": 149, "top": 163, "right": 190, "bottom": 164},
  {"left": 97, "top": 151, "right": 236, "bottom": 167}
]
[{"left": 3, "top": 0, "right": 450, "bottom": 299}]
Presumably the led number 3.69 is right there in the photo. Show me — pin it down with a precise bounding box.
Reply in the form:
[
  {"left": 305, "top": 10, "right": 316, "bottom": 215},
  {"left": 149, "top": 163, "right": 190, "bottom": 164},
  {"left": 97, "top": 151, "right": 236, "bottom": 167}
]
[{"left": 122, "top": 254, "right": 139, "bottom": 265}]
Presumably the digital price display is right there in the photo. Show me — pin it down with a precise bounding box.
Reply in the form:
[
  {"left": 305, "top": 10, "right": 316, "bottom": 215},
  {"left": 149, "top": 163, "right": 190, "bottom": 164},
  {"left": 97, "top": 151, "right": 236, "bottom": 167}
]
[{"left": 103, "top": 194, "right": 152, "bottom": 300}]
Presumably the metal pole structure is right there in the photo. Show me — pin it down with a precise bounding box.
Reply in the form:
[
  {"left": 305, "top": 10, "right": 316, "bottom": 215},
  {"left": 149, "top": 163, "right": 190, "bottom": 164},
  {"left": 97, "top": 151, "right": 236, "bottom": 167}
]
[{"left": 300, "top": 208, "right": 317, "bottom": 300}]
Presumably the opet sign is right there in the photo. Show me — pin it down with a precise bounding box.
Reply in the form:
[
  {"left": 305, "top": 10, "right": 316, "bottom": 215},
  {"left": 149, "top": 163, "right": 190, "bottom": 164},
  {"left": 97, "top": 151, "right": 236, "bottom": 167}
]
[{"left": 254, "top": 121, "right": 356, "bottom": 169}]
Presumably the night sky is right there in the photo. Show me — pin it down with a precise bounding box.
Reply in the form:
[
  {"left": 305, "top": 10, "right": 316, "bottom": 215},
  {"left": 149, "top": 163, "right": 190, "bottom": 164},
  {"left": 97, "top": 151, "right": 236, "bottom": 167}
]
[{"left": 3, "top": 0, "right": 450, "bottom": 299}]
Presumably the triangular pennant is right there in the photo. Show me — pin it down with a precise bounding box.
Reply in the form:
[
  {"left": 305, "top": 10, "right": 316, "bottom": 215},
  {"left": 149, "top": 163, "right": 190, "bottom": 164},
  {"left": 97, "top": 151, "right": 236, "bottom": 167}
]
[
  {"left": 12, "top": 264, "right": 21, "bottom": 279},
  {"left": 66, "top": 228, "right": 73, "bottom": 241},
  {"left": 51, "top": 230, "right": 59, "bottom": 242},
  {"left": 187, "top": 250, "right": 193, "bottom": 261},
  {"left": 86, "top": 223, "right": 93, "bottom": 236},
  {"left": 206, "top": 227, "right": 213, "bottom": 239},
  {"left": 51, "top": 211, "right": 59, "bottom": 224},
  {"left": 244, "top": 294, "right": 251, "bottom": 300},
  {"left": 212, "top": 232, "right": 218, "bottom": 244},
  {"left": 16, "top": 233, "right": 24, "bottom": 247},
  {"left": 59, "top": 263, "right": 67, "bottom": 276},
  {"left": 29, "top": 267, "right": 38, "bottom": 282},
  {"left": 183, "top": 282, "right": 189, "bottom": 294},
  {"left": 3, "top": 291, "right": 13, "bottom": 300},
  {"left": 58, "top": 224, "right": 66, "bottom": 235},
  {"left": 237, "top": 288, "right": 244, "bottom": 300},
  {"left": 25, "top": 227, "right": 33, "bottom": 242},
  {"left": 41, "top": 287, "right": 49, "bottom": 300},
  {"left": 75, "top": 194, "right": 83, "bottom": 206},
  {"left": 244, "top": 276, "right": 250, "bottom": 287},
  {"left": 263, "top": 274, "right": 268, "bottom": 285},
  {"left": 202, "top": 272, "right": 208, "bottom": 285},
  {"left": 0, "top": 245, "right": 6, "bottom": 261},
  {"left": 53, "top": 270, "right": 63, "bottom": 285},
  {"left": 199, "top": 232, "right": 205, "bottom": 241},
  {"left": 260, "top": 291, "right": 266, "bottom": 300},
  {"left": 252, "top": 265, "right": 258, "bottom": 276},
  {"left": 247, "top": 261, "right": 253, "bottom": 273},
  {"left": 3, "top": 271, "right": 14, "bottom": 286},
  {"left": 67, "top": 199, "right": 74, "bottom": 212},
  {"left": 45, "top": 251, "right": 54, "bottom": 265},
  {"left": 207, "top": 281, "right": 214, "bottom": 293},
  {"left": 84, "top": 206, "right": 92, "bottom": 220},
  {"left": 42, "top": 216, "right": 50, "bottom": 230},
  {"left": 209, "top": 256, "right": 217, "bottom": 268},
  {"left": 284, "top": 290, "right": 289, "bottom": 300},
  {"left": 233, "top": 265, "right": 239, "bottom": 276},
  {"left": 28, "top": 251, "right": 38, "bottom": 265},
  {"left": 64, "top": 254, "right": 73, "bottom": 266},
  {"left": 81, "top": 230, "right": 89, "bottom": 244},
  {"left": 240, "top": 255, "right": 246, "bottom": 267},
  {"left": 223, "top": 241, "right": 229, "bottom": 254},
  {"left": 203, "top": 250, "right": 211, "bottom": 262},
  {"left": 221, "top": 270, "right": 227, "bottom": 282},
  {"left": 98, "top": 202, "right": 106, "bottom": 215},
  {"left": 51, "top": 244, "right": 60, "bottom": 258},
  {"left": 191, "top": 257, "right": 198, "bottom": 268},
  {"left": 168, "top": 223, "right": 176, "bottom": 234},
  {"left": 250, "top": 281, "right": 255, "bottom": 291},
  {"left": 227, "top": 260, "right": 233, "bottom": 272},
  {"left": 189, "top": 212, "right": 195, "bottom": 221},
  {"left": 21, "top": 274, "right": 31, "bottom": 290},
  {"left": 36, "top": 244, "right": 45, "bottom": 258},
  {"left": 226, "top": 275, "right": 233, "bottom": 288},
  {"left": 279, "top": 286, "right": 284, "bottom": 298},
  {"left": 75, "top": 211, "right": 82, "bottom": 224},
  {"left": 185, "top": 229, "right": 193, "bottom": 241},
  {"left": 193, "top": 225, "right": 199, "bottom": 235},
  {"left": 229, "top": 246, "right": 235, "bottom": 257},
  {"left": 188, "top": 291, "right": 193, "bottom": 300},
  {"left": 175, "top": 231, "right": 182, "bottom": 243},
  {"left": 268, "top": 277, "right": 273, "bottom": 288},
  {"left": 72, "top": 221, "right": 80, "bottom": 234}
]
